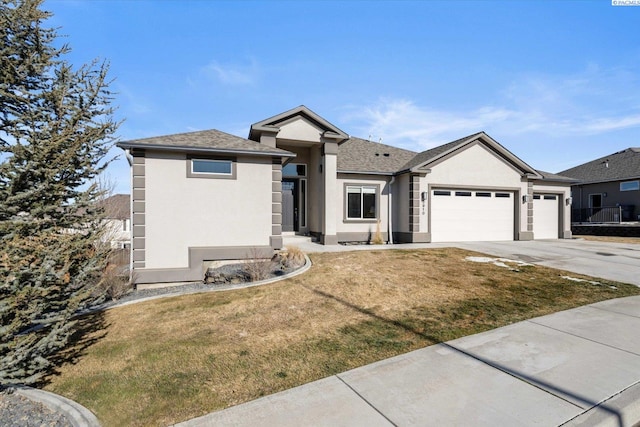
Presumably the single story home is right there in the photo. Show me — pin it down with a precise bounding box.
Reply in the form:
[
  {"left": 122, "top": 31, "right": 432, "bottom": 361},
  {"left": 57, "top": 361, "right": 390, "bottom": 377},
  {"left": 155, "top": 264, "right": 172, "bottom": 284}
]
[
  {"left": 117, "top": 106, "right": 574, "bottom": 284},
  {"left": 559, "top": 148, "right": 640, "bottom": 223}
]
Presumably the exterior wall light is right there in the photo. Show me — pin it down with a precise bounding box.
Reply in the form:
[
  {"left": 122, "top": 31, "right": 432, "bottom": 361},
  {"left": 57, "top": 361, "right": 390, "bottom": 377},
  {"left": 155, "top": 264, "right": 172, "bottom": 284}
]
[
  {"left": 566, "top": 197, "right": 573, "bottom": 206},
  {"left": 522, "top": 194, "right": 531, "bottom": 203}
]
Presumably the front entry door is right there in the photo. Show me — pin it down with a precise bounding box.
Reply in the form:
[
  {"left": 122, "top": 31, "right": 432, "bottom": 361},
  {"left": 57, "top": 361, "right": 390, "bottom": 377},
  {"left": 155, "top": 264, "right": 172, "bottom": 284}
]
[{"left": 282, "top": 179, "right": 299, "bottom": 232}]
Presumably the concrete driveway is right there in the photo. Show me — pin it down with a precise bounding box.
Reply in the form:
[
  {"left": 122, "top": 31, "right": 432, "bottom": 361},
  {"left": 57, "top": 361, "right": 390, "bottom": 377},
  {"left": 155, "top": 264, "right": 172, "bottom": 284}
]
[
  {"left": 453, "top": 239, "right": 640, "bottom": 286},
  {"left": 288, "top": 236, "right": 640, "bottom": 286}
]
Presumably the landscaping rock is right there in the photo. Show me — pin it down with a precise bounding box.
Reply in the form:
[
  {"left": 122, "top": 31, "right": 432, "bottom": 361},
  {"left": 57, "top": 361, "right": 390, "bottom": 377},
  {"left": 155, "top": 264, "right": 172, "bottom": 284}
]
[{"left": 0, "top": 390, "right": 71, "bottom": 427}]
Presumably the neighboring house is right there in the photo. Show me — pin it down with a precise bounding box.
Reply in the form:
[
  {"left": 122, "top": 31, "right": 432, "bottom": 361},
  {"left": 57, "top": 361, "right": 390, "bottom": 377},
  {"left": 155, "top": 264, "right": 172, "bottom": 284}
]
[
  {"left": 560, "top": 148, "right": 640, "bottom": 222},
  {"left": 117, "top": 106, "right": 573, "bottom": 284},
  {"left": 99, "top": 193, "right": 131, "bottom": 249}
]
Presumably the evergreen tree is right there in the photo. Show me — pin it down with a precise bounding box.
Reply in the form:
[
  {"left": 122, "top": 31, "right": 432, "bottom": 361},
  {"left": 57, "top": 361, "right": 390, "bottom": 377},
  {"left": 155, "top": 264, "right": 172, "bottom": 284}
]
[{"left": 0, "top": 0, "right": 119, "bottom": 385}]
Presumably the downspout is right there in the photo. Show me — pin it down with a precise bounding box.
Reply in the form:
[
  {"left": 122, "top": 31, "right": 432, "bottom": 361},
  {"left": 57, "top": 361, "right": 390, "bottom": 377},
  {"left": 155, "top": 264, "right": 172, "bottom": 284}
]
[
  {"left": 124, "top": 148, "right": 134, "bottom": 166},
  {"left": 388, "top": 176, "right": 395, "bottom": 244}
]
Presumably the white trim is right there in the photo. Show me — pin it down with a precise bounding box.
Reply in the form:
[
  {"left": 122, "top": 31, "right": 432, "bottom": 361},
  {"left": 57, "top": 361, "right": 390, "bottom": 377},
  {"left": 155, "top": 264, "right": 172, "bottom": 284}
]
[
  {"left": 620, "top": 180, "right": 640, "bottom": 192},
  {"left": 345, "top": 184, "right": 379, "bottom": 221},
  {"left": 191, "top": 158, "right": 233, "bottom": 175}
]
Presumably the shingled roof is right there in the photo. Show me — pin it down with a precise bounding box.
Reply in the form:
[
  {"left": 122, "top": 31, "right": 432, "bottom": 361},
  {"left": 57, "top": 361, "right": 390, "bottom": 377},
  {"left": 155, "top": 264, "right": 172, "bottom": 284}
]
[
  {"left": 534, "top": 170, "right": 577, "bottom": 183},
  {"left": 99, "top": 194, "right": 130, "bottom": 219},
  {"left": 399, "top": 133, "right": 484, "bottom": 171},
  {"left": 559, "top": 148, "right": 640, "bottom": 184},
  {"left": 337, "top": 137, "right": 417, "bottom": 174},
  {"left": 118, "top": 129, "right": 294, "bottom": 157}
]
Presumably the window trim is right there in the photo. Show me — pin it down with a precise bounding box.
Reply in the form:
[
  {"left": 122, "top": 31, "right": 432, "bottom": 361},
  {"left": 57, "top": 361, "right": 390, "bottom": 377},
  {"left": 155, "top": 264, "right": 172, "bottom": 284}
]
[
  {"left": 620, "top": 180, "right": 640, "bottom": 192},
  {"left": 344, "top": 183, "right": 380, "bottom": 222},
  {"left": 186, "top": 156, "right": 237, "bottom": 180}
]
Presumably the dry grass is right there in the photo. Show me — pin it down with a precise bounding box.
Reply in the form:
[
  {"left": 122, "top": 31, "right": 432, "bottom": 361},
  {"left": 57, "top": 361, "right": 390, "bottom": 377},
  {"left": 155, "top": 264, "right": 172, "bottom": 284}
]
[
  {"left": 575, "top": 235, "right": 640, "bottom": 244},
  {"left": 44, "top": 248, "right": 640, "bottom": 426}
]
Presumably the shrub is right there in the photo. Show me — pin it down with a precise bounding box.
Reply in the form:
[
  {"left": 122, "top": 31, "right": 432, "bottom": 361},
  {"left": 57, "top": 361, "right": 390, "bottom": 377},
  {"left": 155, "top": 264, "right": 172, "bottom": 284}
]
[
  {"left": 99, "top": 264, "right": 134, "bottom": 301},
  {"left": 372, "top": 220, "right": 384, "bottom": 245},
  {"left": 242, "top": 248, "right": 275, "bottom": 282},
  {"left": 280, "top": 246, "right": 306, "bottom": 269}
]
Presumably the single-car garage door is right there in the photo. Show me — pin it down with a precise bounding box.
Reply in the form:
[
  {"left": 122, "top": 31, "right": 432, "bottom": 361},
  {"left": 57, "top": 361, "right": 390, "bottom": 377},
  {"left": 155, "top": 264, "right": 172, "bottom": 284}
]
[
  {"left": 533, "top": 194, "right": 559, "bottom": 239},
  {"left": 430, "top": 189, "right": 514, "bottom": 242}
]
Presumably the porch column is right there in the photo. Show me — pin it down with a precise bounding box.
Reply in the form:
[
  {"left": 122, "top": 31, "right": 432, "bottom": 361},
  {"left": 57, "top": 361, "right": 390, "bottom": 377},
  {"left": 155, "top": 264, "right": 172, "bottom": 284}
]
[{"left": 322, "top": 141, "right": 338, "bottom": 245}]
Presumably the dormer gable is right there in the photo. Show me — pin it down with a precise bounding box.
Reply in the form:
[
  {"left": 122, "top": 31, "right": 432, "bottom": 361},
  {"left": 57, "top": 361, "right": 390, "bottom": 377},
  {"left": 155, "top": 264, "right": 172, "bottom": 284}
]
[{"left": 249, "top": 105, "right": 349, "bottom": 147}]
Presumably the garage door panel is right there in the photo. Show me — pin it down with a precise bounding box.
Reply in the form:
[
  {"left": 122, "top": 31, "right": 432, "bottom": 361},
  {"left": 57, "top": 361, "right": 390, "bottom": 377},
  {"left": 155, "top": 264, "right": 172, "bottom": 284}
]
[
  {"left": 431, "top": 190, "right": 514, "bottom": 242},
  {"left": 533, "top": 194, "right": 559, "bottom": 239}
]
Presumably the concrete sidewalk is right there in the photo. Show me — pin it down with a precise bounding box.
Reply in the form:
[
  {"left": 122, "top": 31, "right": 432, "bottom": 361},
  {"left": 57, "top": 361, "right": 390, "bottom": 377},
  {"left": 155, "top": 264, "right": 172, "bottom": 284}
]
[{"left": 176, "top": 296, "right": 640, "bottom": 426}]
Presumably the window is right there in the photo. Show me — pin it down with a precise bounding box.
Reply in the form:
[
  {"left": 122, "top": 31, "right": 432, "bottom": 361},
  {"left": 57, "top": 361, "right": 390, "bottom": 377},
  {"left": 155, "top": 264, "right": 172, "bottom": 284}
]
[
  {"left": 282, "top": 163, "right": 307, "bottom": 177},
  {"left": 495, "top": 193, "right": 511, "bottom": 198},
  {"left": 455, "top": 191, "right": 472, "bottom": 197},
  {"left": 533, "top": 195, "right": 541, "bottom": 200},
  {"left": 346, "top": 186, "right": 377, "bottom": 220},
  {"left": 476, "top": 192, "right": 491, "bottom": 197},
  {"left": 544, "top": 195, "right": 557, "bottom": 200},
  {"left": 434, "top": 190, "right": 451, "bottom": 196},
  {"left": 192, "top": 159, "right": 232, "bottom": 174},
  {"left": 187, "top": 157, "right": 236, "bottom": 179},
  {"left": 621, "top": 180, "right": 640, "bottom": 191}
]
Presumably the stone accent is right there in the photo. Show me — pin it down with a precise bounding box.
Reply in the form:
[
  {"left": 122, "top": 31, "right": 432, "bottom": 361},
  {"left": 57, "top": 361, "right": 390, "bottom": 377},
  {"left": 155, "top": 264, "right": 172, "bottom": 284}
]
[
  {"left": 271, "top": 160, "right": 283, "bottom": 249},
  {"left": 527, "top": 181, "right": 534, "bottom": 232},
  {"left": 131, "top": 150, "right": 145, "bottom": 268},
  {"left": 409, "top": 174, "right": 420, "bottom": 232}
]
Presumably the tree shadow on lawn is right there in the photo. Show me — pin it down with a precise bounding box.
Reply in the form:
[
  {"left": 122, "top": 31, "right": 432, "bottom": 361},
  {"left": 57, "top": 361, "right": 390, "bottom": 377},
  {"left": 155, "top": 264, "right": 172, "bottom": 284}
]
[
  {"left": 305, "top": 284, "right": 629, "bottom": 427},
  {"left": 39, "top": 310, "right": 109, "bottom": 387}
]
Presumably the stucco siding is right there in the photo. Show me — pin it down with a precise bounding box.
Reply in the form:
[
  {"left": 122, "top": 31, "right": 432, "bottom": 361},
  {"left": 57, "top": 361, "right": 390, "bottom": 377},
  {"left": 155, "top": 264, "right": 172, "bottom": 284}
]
[
  {"left": 276, "top": 116, "right": 324, "bottom": 143},
  {"left": 336, "top": 174, "right": 390, "bottom": 238},
  {"left": 420, "top": 143, "right": 527, "bottom": 236},
  {"left": 308, "top": 146, "right": 322, "bottom": 233},
  {"left": 144, "top": 151, "right": 272, "bottom": 269},
  {"left": 533, "top": 182, "right": 572, "bottom": 238},
  {"left": 395, "top": 173, "right": 410, "bottom": 232}
]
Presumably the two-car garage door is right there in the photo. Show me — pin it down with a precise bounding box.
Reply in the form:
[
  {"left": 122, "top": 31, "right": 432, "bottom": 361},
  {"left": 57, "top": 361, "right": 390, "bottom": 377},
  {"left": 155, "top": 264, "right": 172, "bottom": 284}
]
[
  {"left": 430, "top": 189, "right": 560, "bottom": 242},
  {"left": 430, "top": 189, "right": 514, "bottom": 242}
]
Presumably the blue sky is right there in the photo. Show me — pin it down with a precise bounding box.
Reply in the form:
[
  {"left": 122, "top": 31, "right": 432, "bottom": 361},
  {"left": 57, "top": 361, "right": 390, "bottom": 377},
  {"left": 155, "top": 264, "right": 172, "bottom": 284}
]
[{"left": 45, "top": 0, "right": 640, "bottom": 195}]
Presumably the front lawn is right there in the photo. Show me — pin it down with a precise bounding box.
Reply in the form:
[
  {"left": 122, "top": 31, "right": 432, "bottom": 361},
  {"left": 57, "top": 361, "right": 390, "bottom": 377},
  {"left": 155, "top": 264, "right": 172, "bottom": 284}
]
[{"left": 44, "top": 248, "right": 640, "bottom": 426}]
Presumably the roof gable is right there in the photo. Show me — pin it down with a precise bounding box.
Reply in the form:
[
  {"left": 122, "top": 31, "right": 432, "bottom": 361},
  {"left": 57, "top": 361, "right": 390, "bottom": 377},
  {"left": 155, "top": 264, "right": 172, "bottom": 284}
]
[
  {"left": 400, "top": 132, "right": 540, "bottom": 177},
  {"left": 559, "top": 148, "right": 640, "bottom": 184},
  {"left": 249, "top": 105, "right": 349, "bottom": 142},
  {"left": 117, "top": 129, "right": 294, "bottom": 157}
]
